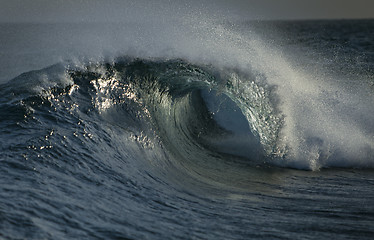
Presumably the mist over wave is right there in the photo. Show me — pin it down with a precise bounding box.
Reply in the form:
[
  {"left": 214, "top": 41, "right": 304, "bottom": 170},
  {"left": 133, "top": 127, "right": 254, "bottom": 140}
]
[{"left": 2, "top": 17, "right": 373, "bottom": 170}]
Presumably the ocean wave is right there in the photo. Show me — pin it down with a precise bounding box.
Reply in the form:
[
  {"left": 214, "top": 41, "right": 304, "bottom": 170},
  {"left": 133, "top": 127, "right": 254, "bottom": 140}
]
[{"left": 1, "top": 57, "right": 374, "bottom": 176}]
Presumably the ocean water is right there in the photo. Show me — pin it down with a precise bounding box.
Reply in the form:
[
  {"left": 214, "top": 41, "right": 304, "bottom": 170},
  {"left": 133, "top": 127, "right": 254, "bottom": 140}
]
[{"left": 1, "top": 18, "right": 374, "bottom": 239}]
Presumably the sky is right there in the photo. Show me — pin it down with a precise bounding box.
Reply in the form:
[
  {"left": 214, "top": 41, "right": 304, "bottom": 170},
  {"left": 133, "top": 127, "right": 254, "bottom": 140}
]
[{"left": 0, "top": 0, "right": 373, "bottom": 23}]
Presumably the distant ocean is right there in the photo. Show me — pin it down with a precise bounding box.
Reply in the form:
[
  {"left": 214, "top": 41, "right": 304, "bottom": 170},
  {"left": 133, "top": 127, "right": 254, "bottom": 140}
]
[{"left": 1, "top": 19, "right": 374, "bottom": 239}]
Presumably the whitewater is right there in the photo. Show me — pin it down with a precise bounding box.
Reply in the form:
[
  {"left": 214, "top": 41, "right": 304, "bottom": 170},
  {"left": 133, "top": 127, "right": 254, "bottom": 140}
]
[{"left": 0, "top": 3, "right": 374, "bottom": 240}]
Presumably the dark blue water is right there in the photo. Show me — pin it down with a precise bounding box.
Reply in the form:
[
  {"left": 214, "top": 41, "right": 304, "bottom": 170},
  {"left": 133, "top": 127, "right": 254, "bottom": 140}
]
[{"left": 1, "top": 19, "right": 374, "bottom": 239}]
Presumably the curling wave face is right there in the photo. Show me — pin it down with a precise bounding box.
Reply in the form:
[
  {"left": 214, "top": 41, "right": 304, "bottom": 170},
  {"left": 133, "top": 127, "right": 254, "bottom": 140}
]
[{"left": 3, "top": 58, "right": 287, "bottom": 185}]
